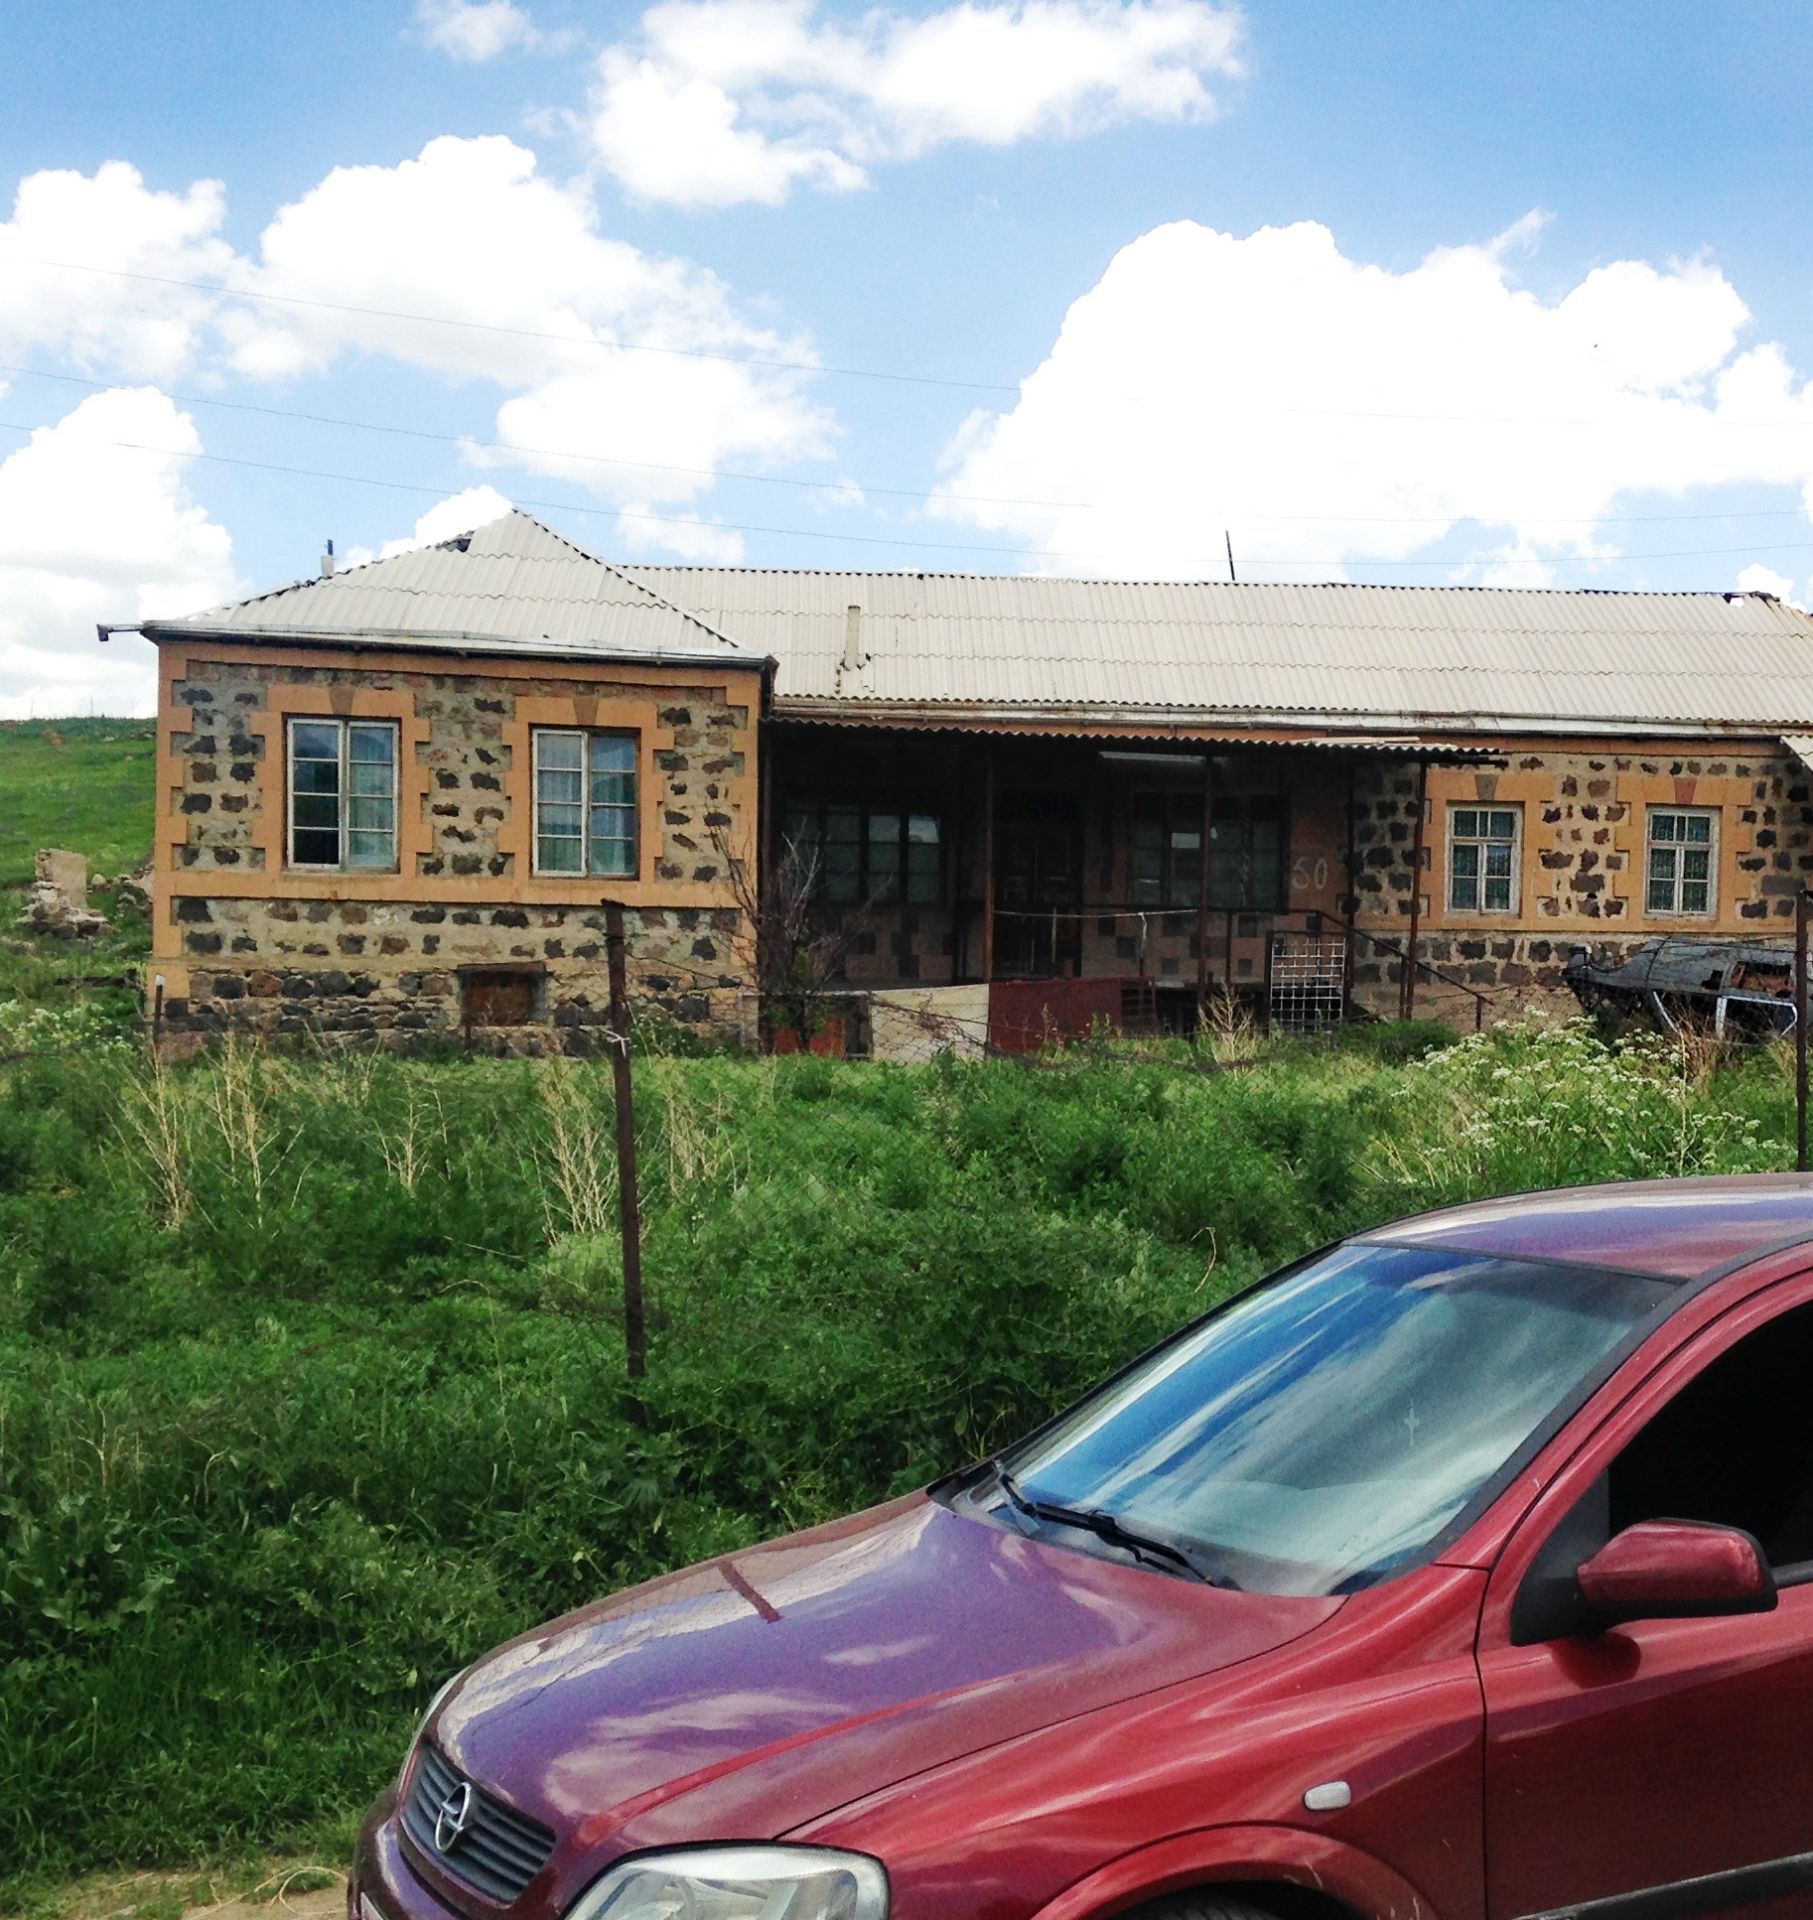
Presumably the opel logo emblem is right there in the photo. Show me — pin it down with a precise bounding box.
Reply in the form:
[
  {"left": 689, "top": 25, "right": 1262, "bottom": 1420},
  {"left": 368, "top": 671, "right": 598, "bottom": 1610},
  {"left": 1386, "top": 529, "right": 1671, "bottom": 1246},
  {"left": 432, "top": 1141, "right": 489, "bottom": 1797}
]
[{"left": 433, "top": 1781, "right": 475, "bottom": 1855}]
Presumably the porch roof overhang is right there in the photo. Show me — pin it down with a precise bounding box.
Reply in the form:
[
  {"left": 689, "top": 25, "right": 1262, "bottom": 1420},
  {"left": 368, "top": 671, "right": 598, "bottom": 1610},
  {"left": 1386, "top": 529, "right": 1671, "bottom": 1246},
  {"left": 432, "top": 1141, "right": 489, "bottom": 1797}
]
[{"left": 769, "top": 704, "right": 1500, "bottom": 761}]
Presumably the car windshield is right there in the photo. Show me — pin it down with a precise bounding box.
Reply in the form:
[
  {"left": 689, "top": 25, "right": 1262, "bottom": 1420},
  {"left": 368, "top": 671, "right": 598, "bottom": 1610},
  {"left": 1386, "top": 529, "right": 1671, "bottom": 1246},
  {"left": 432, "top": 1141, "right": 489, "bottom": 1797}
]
[{"left": 1001, "top": 1241, "right": 1676, "bottom": 1595}]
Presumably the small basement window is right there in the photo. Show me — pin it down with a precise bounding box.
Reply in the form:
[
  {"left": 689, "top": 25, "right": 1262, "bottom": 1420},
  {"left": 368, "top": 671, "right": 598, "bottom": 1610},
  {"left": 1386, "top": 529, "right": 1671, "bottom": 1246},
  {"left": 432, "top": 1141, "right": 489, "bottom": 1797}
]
[{"left": 459, "top": 966, "right": 547, "bottom": 1028}]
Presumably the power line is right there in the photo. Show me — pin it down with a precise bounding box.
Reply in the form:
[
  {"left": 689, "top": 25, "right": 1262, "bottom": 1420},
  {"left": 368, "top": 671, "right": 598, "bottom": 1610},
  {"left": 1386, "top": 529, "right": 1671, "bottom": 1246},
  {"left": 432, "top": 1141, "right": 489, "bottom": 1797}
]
[
  {"left": 17, "top": 256, "right": 1020, "bottom": 396},
  {"left": 7, "top": 413, "right": 1812, "bottom": 573},
  {"left": 0, "top": 361, "right": 1089, "bottom": 512},
  {"left": 20, "top": 255, "right": 1813, "bottom": 430},
  {"left": 7, "top": 360, "right": 1813, "bottom": 532}
]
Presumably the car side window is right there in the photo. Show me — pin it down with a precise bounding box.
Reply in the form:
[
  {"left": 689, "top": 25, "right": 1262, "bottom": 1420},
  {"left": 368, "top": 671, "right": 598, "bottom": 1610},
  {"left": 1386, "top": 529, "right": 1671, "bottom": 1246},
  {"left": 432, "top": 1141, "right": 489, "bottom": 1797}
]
[
  {"left": 1607, "top": 1300, "right": 1813, "bottom": 1572},
  {"left": 1514, "top": 1299, "right": 1813, "bottom": 1642}
]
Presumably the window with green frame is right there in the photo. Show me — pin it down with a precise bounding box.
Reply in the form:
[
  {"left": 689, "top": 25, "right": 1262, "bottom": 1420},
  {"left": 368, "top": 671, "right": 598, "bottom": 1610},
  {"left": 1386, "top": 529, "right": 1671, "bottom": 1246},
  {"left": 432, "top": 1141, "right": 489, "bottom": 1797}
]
[
  {"left": 533, "top": 728, "right": 637, "bottom": 877},
  {"left": 781, "top": 799, "right": 942, "bottom": 906}
]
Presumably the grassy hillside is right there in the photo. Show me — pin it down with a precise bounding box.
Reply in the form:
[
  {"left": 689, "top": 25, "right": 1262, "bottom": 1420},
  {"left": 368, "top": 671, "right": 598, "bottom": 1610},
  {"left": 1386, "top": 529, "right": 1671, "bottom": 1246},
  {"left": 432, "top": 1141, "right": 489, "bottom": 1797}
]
[
  {"left": 0, "top": 718, "right": 157, "bottom": 889},
  {"left": 0, "top": 1021, "right": 1788, "bottom": 1902}
]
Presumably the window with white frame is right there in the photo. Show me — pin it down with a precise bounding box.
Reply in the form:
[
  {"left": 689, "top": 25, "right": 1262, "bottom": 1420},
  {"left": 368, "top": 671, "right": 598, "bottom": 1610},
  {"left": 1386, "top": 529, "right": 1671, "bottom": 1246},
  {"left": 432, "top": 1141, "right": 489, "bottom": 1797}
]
[
  {"left": 533, "top": 729, "right": 638, "bottom": 877},
  {"left": 1447, "top": 805, "right": 1520, "bottom": 913},
  {"left": 287, "top": 718, "right": 398, "bottom": 870},
  {"left": 1646, "top": 808, "right": 1717, "bottom": 916}
]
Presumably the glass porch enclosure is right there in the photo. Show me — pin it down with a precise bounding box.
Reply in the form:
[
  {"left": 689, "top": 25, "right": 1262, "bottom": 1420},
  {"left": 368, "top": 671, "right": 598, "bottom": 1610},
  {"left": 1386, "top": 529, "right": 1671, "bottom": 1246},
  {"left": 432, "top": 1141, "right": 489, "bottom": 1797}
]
[{"left": 763, "top": 723, "right": 1390, "bottom": 1031}]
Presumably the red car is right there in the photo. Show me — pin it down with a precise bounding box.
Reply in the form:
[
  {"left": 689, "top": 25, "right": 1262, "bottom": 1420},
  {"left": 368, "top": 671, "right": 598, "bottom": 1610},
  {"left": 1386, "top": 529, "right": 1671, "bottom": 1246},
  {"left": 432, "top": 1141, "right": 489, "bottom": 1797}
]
[{"left": 355, "top": 1174, "right": 1813, "bottom": 1920}]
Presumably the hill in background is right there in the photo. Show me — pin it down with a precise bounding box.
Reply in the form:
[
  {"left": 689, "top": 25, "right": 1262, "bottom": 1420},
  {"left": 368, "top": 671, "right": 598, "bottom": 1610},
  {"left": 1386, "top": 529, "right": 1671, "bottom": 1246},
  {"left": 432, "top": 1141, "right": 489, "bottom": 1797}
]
[{"left": 0, "top": 718, "right": 157, "bottom": 890}]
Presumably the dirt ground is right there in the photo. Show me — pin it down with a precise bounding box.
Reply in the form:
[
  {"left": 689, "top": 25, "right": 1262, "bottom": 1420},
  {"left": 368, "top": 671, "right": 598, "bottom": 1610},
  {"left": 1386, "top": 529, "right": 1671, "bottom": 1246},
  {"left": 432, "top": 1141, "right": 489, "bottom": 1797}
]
[{"left": 20, "top": 1863, "right": 345, "bottom": 1920}]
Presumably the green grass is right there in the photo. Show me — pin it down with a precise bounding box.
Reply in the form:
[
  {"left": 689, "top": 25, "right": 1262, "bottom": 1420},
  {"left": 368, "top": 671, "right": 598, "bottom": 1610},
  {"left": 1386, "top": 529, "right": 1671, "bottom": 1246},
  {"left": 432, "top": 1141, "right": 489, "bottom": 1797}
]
[
  {"left": 0, "top": 717, "right": 157, "bottom": 889},
  {"left": 0, "top": 1021, "right": 1792, "bottom": 1905}
]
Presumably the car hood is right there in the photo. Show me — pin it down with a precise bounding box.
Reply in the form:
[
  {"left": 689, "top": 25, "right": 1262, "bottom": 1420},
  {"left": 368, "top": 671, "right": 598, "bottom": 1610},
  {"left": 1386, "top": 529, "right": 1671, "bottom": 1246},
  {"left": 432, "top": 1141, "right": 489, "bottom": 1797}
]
[{"left": 430, "top": 1491, "right": 1338, "bottom": 1875}]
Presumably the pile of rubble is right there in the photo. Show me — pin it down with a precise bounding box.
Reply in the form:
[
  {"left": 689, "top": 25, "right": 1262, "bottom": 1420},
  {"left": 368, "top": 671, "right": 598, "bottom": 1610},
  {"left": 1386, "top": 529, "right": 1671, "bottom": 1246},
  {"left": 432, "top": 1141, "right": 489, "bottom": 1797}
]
[{"left": 23, "top": 849, "right": 110, "bottom": 939}]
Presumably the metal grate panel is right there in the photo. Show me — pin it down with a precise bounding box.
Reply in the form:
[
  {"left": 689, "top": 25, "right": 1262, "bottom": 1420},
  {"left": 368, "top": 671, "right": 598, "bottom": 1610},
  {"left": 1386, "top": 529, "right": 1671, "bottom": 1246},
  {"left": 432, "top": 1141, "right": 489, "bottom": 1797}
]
[{"left": 401, "top": 1742, "right": 556, "bottom": 1906}]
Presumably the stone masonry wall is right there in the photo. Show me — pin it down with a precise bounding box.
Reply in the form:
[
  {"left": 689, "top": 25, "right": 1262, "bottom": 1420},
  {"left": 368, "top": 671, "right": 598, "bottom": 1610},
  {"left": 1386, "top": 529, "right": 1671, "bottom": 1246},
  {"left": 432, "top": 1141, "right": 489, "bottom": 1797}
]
[
  {"left": 155, "top": 648, "right": 760, "bottom": 1052},
  {"left": 1347, "top": 743, "right": 1813, "bottom": 1025}
]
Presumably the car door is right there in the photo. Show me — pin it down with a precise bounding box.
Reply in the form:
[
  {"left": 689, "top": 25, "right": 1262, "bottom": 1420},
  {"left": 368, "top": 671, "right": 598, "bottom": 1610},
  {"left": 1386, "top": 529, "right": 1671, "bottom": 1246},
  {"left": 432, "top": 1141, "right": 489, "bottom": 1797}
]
[{"left": 1476, "top": 1274, "right": 1813, "bottom": 1920}]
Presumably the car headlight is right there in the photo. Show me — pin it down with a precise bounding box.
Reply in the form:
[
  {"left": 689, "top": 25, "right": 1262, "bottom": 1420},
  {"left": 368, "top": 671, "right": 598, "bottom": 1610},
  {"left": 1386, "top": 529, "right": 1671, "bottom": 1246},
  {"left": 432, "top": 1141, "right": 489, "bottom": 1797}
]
[
  {"left": 569, "top": 1846, "right": 887, "bottom": 1920},
  {"left": 397, "top": 1669, "right": 465, "bottom": 1790}
]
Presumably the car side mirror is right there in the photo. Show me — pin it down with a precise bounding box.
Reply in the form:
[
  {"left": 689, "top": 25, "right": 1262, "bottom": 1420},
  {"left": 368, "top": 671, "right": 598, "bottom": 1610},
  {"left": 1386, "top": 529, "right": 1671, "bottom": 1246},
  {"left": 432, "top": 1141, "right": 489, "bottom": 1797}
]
[{"left": 1576, "top": 1519, "right": 1777, "bottom": 1627}]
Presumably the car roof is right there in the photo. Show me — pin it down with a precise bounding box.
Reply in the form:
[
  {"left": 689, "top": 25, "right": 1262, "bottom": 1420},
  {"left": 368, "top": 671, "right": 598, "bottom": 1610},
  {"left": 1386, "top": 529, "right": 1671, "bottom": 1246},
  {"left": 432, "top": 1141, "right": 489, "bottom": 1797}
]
[{"left": 1359, "top": 1173, "right": 1813, "bottom": 1281}]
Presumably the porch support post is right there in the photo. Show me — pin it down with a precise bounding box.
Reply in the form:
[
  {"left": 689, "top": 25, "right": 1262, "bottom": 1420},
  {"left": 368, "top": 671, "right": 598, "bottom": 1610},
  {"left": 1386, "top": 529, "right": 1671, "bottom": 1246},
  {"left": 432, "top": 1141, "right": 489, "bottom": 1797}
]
[
  {"left": 1196, "top": 751, "right": 1216, "bottom": 1015},
  {"left": 981, "top": 748, "right": 997, "bottom": 983},
  {"left": 1401, "top": 755, "right": 1428, "bottom": 1020}
]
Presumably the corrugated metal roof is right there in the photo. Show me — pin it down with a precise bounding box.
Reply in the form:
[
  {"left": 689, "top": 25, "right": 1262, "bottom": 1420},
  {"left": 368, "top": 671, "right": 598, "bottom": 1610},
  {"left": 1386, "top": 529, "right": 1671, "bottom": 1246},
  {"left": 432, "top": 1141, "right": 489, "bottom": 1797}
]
[
  {"left": 133, "top": 512, "right": 759, "bottom": 665},
  {"left": 1782, "top": 734, "right": 1813, "bottom": 774},
  {"left": 622, "top": 564, "right": 1813, "bottom": 733}
]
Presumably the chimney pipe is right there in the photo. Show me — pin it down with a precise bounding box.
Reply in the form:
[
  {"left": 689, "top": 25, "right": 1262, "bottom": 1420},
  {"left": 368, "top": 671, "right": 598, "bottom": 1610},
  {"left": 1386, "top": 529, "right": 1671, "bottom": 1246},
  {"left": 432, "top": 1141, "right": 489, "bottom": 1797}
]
[
  {"left": 841, "top": 603, "right": 863, "bottom": 675},
  {"left": 320, "top": 538, "right": 335, "bottom": 579}
]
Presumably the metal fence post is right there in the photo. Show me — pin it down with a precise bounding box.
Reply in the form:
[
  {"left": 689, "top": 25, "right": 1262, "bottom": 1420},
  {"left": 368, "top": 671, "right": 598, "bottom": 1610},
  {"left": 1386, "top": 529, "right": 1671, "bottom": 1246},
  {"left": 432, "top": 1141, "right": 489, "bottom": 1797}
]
[
  {"left": 1797, "top": 890, "right": 1809, "bottom": 1174},
  {"left": 603, "top": 899, "right": 649, "bottom": 1415}
]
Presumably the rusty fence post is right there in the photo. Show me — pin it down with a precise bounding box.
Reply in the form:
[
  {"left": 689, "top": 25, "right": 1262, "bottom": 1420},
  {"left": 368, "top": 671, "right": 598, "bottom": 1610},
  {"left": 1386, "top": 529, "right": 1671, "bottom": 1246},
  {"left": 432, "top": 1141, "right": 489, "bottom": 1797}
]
[
  {"left": 603, "top": 900, "right": 649, "bottom": 1415},
  {"left": 1797, "top": 889, "right": 1810, "bottom": 1175}
]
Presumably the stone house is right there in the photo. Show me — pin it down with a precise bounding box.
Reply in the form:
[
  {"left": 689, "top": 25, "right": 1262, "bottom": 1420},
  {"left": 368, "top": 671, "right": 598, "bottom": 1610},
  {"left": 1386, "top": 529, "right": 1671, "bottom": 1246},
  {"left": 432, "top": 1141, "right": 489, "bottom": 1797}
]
[{"left": 103, "top": 510, "right": 1813, "bottom": 1048}]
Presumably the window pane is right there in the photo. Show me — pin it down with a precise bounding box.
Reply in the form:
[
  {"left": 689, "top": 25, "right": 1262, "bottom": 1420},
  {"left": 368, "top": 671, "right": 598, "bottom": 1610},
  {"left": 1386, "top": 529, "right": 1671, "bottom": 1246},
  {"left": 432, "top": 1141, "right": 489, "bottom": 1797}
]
[
  {"left": 293, "top": 758, "right": 340, "bottom": 795},
  {"left": 1685, "top": 814, "right": 1713, "bottom": 844},
  {"left": 1682, "top": 848, "right": 1711, "bottom": 882},
  {"left": 348, "top": 831, "right": 393, "bottom": 868},
  {"left": 538, "top": 835, "right": 583, "bottom": 874},
  {"left": 1682, "top": 881, "right": 1710, "bottom": 913},
  {"left": 348, "top": 796, "right": 393, "bottom": 832},
  {"left": 291, "top": 721, "right": 340, "bottom": 761},
  {"left": 1652, "top": 813, "right": 1681, "bottom": 844},
  {"left": 1452, "top": 810, "right": 1479, "bottom": 839},
  {"left": 292, "top": 827, "right": 339, "bottom": 866},
  {"left": 1451, "top": 874, "right": 1479, "bottom": 911},
  {"left": 590, "top": 836, "right": 635, "bottom": 878},
  {"left": 293, "top": 793, "right": 339, "bottom": 831},
  {"left": 1451, "top": 842, "right": 1479, "bottom": 878},
  {"left": 349, "top": 760, "right": 393, "bottom": 796},
  {"left": 1488, "top": 811, "right": 1517, "bottom": 839},
  {"left": 590, "top": 733, "right": 635, "bottom": 774},
  {"left": 538, "top": 768, "right": 583, "bottom": 805},
  {"left": 1647, "top": 878, "right": 1675, "bottom": 913},
  {"left": 1484, "top": 843, "right": 1512, "bottom": 879},
  {"left": 1649, "top": 847, "right": 1676, "bottom": 882},
  {"left": 1484, "top": 876, "right": 1511, "bottom": 910},
  {"left": 825, "top": 805, "right": 861, "bottom": 844},
  {"left": 591, "top": 770, "right": 634, "bottom": 804},
  {"left": 539, "top": 802, "right": 583, "bottom": 837},
  {"left": 348, "top": 724, "right": 394, "bottom": 764},
  {"left": 907, "top": 812, "right": 940, "bottom": 847},
  {"left": 538, "top": 732, "right": 583, "bottom": 771}
]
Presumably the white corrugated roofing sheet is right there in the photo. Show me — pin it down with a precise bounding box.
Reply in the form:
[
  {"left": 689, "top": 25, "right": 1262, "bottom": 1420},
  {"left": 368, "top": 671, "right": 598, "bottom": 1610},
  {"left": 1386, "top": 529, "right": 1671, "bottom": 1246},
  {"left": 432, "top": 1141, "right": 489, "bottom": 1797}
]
[
  {"left": 124, "top": 511, "right": 1813, "bottom": 734},
  {"left": 623, "top": 564, "right": 1813, "bottom": 732},
  {"left": 143, "top": 512, "right": 756, "bottom": 664}
]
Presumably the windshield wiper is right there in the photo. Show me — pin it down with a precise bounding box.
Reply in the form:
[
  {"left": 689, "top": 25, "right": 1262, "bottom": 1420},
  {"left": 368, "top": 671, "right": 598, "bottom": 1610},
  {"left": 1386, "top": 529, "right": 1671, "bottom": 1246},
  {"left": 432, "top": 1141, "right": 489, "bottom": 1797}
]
[{"left": 995, "top": 1465, "right": 1221, "bottom": 1586}]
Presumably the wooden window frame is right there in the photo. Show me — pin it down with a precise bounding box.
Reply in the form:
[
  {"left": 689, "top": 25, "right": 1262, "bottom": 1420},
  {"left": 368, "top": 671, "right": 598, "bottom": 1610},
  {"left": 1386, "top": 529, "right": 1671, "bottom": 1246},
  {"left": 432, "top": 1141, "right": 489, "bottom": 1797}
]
[
  {"left": 1645, "top": 806, "right": 1718, "bottom": 918},
  {"left": 285, "top": 716, "right": 400, "bottom": 873},
  {"left": 781, "top": 796, "right": 944, "bottom": 908},
  {"left": 1130, "top": 788, "right": 1203, "bottom": 910},
  {"left": 1447, "top": 804, "right": 1522, "bottom": 915},
  {"left": 531, "top": 726, "right": 640, "bottom": 880}
]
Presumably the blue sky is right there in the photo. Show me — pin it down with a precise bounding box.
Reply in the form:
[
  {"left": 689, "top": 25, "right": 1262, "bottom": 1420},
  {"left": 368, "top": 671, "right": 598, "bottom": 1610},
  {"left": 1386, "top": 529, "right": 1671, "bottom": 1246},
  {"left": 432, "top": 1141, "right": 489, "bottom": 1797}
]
[{"left": 4, "top": 0, "right": 1813, "bottom": 713}]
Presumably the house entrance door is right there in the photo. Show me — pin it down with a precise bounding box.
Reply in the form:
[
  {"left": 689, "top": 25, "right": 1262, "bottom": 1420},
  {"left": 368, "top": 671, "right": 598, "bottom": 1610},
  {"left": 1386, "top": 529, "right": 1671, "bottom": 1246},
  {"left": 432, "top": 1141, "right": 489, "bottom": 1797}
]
[{"left": 994, "top": 793, "right": 1081, "bottom": 978}]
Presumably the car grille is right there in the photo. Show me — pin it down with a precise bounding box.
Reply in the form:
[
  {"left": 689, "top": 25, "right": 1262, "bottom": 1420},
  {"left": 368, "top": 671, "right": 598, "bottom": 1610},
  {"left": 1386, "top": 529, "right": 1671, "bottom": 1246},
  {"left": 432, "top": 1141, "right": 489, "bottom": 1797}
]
[{"left": 402, "top": 1741, "right": 557, "bottom": 1905}]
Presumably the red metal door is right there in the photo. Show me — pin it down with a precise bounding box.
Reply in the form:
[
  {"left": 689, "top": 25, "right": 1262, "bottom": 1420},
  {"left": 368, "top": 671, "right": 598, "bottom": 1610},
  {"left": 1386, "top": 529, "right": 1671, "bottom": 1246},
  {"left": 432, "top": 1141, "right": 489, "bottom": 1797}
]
[{"left": 1477, "top": 1275, "right": 1813, "bottom": 1920}]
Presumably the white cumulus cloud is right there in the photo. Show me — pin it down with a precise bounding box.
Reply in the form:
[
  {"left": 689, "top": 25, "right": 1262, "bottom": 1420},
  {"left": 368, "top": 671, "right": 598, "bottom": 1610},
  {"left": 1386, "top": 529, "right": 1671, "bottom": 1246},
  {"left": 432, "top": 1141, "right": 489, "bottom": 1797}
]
[
  {"left": 587, "top": 0, "right": 1244, "bottom": 207},
  {"left": 932, "top": 217, "right": 1813, "bottom": 581},
  {"left": 1738, "top": 562, "right": 1805, "bottom": 609},
  {"left": 0, "top": 389, "right": 240, "bottom": 719},
  {"left": 378, "top": 485, "right": 518, "bottom": 560},
  {"left": 0, "top": 161, "right": 234, "bottom": 379}
]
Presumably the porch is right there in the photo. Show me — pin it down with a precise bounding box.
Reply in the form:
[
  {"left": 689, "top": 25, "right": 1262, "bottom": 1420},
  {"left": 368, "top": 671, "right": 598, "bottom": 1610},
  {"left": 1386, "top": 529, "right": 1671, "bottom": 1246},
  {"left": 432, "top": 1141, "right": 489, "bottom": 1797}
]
[{"left": 761, "top": 721, "right": 1487, "bottom": 1044}]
